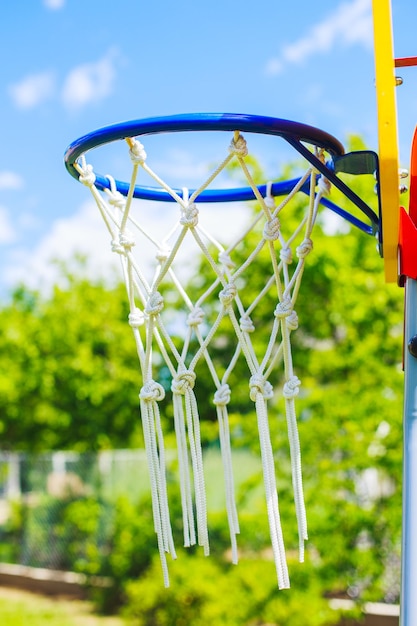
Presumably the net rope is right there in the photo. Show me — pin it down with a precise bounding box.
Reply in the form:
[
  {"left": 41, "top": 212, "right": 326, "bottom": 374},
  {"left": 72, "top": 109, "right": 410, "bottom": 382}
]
[{"left": 75, "top": 130, "right": 329, "bottom": 588}]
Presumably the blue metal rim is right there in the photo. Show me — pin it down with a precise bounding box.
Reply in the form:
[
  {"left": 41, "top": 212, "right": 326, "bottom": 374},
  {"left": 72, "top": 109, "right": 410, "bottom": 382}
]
[
  {"left": 64, "top": 112, "right": 345, "bottom": 192},
  {"left": 63, "top": 112, "right": 379, "bottom": 235}
]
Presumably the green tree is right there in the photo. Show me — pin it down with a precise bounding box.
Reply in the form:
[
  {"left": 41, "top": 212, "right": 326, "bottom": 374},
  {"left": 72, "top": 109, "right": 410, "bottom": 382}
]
[
  {"left": 0, "top": 140, "right": 405, "bottom": 620},
  {"left": 163, "top": 141, "right": 404, "bottom": 606},
  {"left": 0, "top": 269, "right": 144, "bottom": 451},
  {"left": 123, "top": 552, "right": 355, "bottom": 626}
]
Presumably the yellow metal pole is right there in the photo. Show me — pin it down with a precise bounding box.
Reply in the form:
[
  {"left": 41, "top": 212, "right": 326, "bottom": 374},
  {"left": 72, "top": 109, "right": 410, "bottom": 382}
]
[{"left": 372, "top": 0, "right": 400, "bottom": 283}]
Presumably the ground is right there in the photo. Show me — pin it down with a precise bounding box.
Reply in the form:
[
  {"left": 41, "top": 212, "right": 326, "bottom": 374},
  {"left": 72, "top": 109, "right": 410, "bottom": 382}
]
[{"left": 0, "top": 586, "right": 126, "bottom": 626}]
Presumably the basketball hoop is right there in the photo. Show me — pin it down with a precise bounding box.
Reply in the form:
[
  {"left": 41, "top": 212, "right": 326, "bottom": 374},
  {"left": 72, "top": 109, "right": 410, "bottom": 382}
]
[{"left": 64, "top": 113, "right": 380, "bottom": 588}]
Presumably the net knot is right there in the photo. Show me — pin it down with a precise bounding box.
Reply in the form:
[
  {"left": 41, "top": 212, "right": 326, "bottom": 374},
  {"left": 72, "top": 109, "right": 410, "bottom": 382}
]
[
  {"left": 213, "top": 384, "right": 231, "bottom": 406},
  {"left": 229, "top": 134, "right": 248, "bottom": 157},
  {"left": 145, "top": 292, "right": 164, "bottom": 316},
  {"left": 111, "top": 239, "right": 124, "bottom": 254},
  {"left": 296, "top": 238, "right": 313, "bottom": 259},
  {"left": 218, "top": 251, "right": 235, "bottom": 270},
  {"left": 171, "top": 370, "right": 196, "bottom": 395},
  {"left": 180, "top": 203, "right": 199, "bottom": 227},
  {"left": 239, "top": 315, "right": 255, "bottom": 333},
  {"left": 249, "top": 375, "right": 274, "bottom": 401},
  {"left": 128, "top": 308, "right": 145, "bottom": 328},
  {"left": 280, "top": 247, "right": 293, "bottom": 264},
  {"left": 111, "top": 232, "right": 135, "bottom": 255},
  {"left": 318, "top": 175, "right": 331, "bottom": 194},
  {"left": 119, "top": 231, "right": 135, "bottom": 251},
  {"left": 263, "top": 216, "right": 280, "bottom": 240},
  {"left": 274, "top": 298, "right": 293, "bottom": 319},
  {"left": 106, "top": 178, "right": 126, "bottom": 210},
  {"left": 187, "top": 306, "right": 205, "bottom": 327},
  {"left": 286, "top": 310, "right": 299, "bottom": 331},
  {"left": 283, "top": 375, "right": 301, "bottom": 399},
  {"left": 156, "top": 246, "right": 170, "bottom": 263},
  {"left": 139, "top": 380, "right": 166, "bottom": 402},
  {"left": 129, "top": 139, "right": 147, "bottom": 164},
  {"left": 219, "top": 283, "right": 237, "bottom": 307},
  {"left": 107, "top": 190, "right": 126, "bottom": 210},
  {"left": 78, "top": 163, "right": 96, "bottom": 187},
  {"left": 264, "top": 196, "right": 276, "bottom": 210}
]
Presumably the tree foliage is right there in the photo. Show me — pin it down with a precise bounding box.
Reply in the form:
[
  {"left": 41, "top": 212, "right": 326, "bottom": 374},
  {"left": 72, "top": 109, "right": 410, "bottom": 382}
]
[
  {"left": 0, "top": 269, "right": 144, "bottom": 451},
  {"left": 0, "top": 141, "right": 405, "bottom": 617},
  {"left": 164, "top": 140, "right": 404, "bottom": 605},
  {"left": 123, "top": 552, "right": 349, "bottom": 626}
]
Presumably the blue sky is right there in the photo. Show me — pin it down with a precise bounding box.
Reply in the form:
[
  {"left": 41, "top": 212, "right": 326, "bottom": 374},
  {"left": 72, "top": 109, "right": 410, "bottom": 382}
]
[{"left": 1, "top": 0, "right": 416, "bottom": 294}]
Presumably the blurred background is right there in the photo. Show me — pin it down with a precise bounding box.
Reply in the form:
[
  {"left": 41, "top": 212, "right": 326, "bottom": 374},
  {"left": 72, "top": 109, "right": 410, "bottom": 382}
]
[{"left": 0, "top": 1, "right": 414, "bottom": 624}]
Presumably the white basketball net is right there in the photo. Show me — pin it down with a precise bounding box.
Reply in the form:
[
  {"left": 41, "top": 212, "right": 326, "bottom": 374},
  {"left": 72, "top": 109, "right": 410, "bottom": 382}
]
[{"left": 75, "top": 130, "right": 330, "bottom": 589}]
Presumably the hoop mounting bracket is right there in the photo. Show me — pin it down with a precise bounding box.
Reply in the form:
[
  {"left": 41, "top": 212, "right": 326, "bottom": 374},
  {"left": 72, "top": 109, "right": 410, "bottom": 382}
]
[
  {"left": 398, "top": 207, "right": 417, "bottom": 286},
  {"left": 398, "top": 125, "right": 417, "bottom": 286}
]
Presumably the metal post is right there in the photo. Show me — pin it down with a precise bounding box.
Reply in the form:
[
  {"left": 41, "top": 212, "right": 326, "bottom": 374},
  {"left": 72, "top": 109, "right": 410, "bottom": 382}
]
[{"left": 401, "top": 277, "right": 417, "bottom": 626}]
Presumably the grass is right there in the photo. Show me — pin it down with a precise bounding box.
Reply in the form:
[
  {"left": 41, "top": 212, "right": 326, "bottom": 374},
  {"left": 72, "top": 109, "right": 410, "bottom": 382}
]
[{"left": 0, "top": 587, "right": 126, "bottom": 626}]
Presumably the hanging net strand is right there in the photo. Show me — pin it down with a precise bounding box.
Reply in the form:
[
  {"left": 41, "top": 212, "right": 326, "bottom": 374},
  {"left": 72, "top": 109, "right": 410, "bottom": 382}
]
[{"left": 74, "top": 129, "right": 330, "bottom": 589}]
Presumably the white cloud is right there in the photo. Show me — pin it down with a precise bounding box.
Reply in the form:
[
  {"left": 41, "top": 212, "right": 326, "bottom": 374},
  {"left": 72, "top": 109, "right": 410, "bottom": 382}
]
[
  {"left": 43, "top": 0, "right": 65, "bottom": 9},
  {"left": 4, "top": 200, "right": 120, "bottom": 290},
  {"left": 8, "top": 49, "right": 119, "bottom": 112},
  {"left": 8, "top": 71, "right": 56, "bottom": 109},
  {"left": 0, "top": 171, "right": 24, "bottom": 190},
  {"left": 4, "top": 190, "right": 250, "bottom": 292},
  {"left": 153, "top": 150, "right": 213, "bottom": 187},
  {"left": 265, "top": 0, "right": 372, "bottom": 75},
  {"left": 15, "top": 201, "right": 117, "bottom": 285},
  {"left": 61, "top": 49, "right": 119, "bottom": 109},
  {"left": 0, "top": 207, "right": 17, "bottom": 244}
]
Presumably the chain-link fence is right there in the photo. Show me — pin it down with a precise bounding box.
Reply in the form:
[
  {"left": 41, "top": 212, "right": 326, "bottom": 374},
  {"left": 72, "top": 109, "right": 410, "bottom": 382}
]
[
  {"left": 0, "top": 448, "right": 262, "bottom": 573},
  {"left": 0, "top": 450, "right": 155, "bottom": 570}
]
